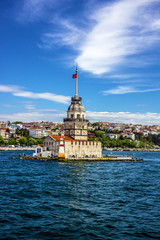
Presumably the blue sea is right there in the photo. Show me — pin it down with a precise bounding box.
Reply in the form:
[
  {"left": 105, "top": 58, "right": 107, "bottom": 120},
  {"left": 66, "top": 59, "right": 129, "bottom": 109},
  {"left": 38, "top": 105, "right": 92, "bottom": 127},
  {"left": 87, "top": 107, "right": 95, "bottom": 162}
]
[{"left": 0, "top": 150, "right": 160, "bottom": 240}]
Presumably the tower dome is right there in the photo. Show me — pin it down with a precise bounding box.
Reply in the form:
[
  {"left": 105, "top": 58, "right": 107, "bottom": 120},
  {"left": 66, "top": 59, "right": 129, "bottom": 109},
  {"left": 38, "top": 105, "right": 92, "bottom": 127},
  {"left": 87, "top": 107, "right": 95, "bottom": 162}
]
[{"left": 67, "top": 95, "right": 86, "bottom": 119}]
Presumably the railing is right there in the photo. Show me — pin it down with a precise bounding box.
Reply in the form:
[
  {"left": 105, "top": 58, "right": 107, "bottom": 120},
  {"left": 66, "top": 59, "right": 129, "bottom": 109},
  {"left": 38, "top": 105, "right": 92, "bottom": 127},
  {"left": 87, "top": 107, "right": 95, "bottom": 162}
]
[
  {"left": 71, "top": 97, "right": 82, "bottom": 101},
  {"left": 64, "top": 118, "right": 89, "bottom": 122}
]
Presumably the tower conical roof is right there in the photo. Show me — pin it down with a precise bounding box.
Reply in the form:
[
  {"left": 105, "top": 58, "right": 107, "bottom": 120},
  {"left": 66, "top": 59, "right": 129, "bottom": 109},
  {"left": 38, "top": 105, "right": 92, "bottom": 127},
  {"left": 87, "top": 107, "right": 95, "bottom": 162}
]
[{"left": 68, "top": 95, "right": 85, "bottom": 113}]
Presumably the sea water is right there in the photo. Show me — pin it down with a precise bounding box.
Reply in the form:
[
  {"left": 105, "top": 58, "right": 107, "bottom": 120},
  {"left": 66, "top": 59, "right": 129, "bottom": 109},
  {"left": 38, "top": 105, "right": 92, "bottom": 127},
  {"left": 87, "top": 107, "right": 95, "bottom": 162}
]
[{"left": 0, "top": 150, "right": 160, "bottom": 239}]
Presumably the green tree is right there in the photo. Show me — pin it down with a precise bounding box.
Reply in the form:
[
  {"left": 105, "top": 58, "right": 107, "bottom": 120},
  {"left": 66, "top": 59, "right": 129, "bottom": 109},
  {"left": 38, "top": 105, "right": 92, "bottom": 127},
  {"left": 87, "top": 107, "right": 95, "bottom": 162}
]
[
  {"left": 16, "top": 128, "right": 30, "bottom": 137},
  {"left": 12, "top": 121, "right": 23, "bottom": 124},
  {"left": 132, "top": 127, "right": 135, "bottom": 132},
  {"left": 0, "top": 136, "right": 5, "bottom": 145},
  {"left": 23, "top": 129, "right": 30, "bottom": 137},
  {"left": 27, "top": 138, "right": 37, "bottom": 146},
  {"left": 102, "top": 127, "right": 107, "bottom": 132},
  {"left": 35, "top": 138, "right": 43, "bottom": 144},
  {"left": 119, "top": 135, "right": 124, "bottom": 140},
  {"left": 8, "top": 138, "right": 16, "bottom": 145},
  {"left": 139, "top": 141, "right": 145, "bottom": 148},
  {"left": 19, "top": 137, "right": 27, "bottom": 146},
  {"left": 149, "top": 134, "right": 160, "bottom": 146},
  {"left": 92, "top": 122, "right": 100, "bottom": 127},
  {"left": 135, "top": 132, "right": 145, "bottom": 141}
]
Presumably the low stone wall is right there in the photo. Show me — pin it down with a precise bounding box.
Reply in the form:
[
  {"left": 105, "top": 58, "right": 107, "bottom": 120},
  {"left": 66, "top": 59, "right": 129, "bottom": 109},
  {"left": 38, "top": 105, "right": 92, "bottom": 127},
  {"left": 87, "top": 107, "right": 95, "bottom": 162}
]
[
  {"left": 0, "top": 147, "right": 35, "bottom": 151},
  {"left": 103, "top": 147, "right": 160, "bottom": 152}
]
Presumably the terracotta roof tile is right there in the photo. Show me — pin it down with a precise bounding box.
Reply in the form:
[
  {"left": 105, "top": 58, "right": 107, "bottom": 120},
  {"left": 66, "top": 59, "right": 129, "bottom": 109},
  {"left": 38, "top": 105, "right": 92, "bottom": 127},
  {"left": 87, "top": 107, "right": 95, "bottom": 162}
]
[
  {"left": 51, "top": 136, "right": 73, "bottom": 141},
  {"left": 50, "top": 135, "right": 101, "bottom": 143}
]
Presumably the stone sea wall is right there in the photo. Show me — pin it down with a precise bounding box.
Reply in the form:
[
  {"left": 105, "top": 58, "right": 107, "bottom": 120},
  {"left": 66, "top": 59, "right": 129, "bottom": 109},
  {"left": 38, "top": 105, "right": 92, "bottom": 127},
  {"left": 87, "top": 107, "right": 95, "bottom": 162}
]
[
  {"left": 103, "top": 147, "right": 160, "bottom": 152},
  {"left": 0, "top": 147, "right": 36, "bottom": 151}
]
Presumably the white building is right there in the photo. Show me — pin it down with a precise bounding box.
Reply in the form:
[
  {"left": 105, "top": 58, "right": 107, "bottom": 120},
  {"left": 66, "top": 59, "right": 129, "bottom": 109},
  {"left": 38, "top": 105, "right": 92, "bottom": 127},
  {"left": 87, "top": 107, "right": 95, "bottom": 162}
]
[
  {"left": 29, "top": 128, "right": 49, "bottom": 138},
  {"left": 124, "top": 133, "right": 135, "bottom": 141},
  {"left": 105, "top": 134, "right": 119, "bottom": 140}
]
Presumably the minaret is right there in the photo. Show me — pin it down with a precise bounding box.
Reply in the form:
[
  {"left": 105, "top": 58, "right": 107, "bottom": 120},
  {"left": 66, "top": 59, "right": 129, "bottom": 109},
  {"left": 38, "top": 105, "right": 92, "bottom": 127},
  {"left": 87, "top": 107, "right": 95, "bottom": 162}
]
[{"left": 64, "top": 65, "right": 88, "bottom": 140}]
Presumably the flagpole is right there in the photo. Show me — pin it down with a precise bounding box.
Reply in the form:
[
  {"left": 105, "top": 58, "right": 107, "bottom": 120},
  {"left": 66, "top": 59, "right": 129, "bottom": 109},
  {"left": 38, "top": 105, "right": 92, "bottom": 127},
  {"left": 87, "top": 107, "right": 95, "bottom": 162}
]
[{"left": 76, "top": 64, "right": 78, "bottom": 96}]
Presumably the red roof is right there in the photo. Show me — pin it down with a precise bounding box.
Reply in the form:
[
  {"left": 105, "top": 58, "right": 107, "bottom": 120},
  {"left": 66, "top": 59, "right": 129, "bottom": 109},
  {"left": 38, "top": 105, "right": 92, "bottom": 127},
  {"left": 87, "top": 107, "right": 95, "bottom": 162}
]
[
  {"left": 51, "top": 136, "right": 73, "bottom": 141},
  {"left": 50, "top": 135, "right": 101, "bottom": 143}
]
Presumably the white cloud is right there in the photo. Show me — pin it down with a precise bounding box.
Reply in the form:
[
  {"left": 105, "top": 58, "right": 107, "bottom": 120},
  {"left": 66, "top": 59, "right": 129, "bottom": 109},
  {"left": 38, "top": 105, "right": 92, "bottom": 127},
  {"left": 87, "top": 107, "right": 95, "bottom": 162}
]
[
  {"left": 0, "top": 85, "right": 22, "bottom": 92},
  {"left": 13, "top": 91, "right": 70, "bottom": 104},
  {"left": 17, "top": 0, "right": 160, "bottom": 76},
  {"left": 75, "top": 0, "right": 160, "bottom": 74},
  {"left": 0, "top": 84, "right": 70, "bottom": 104},
  {"left": 151, "top": 19, "right": 160, "bottom": 30},
  {"left": 0, "top": 109, "right": 66, "bottom": 123},
  {"left": 109, "top": 74, "right": 142, "bottom": 79},
  {"left": 86, "top": 111, "right": 160, "bottom": 125},
  {"left": 25, "top": 103, "right": 36, "bottom": 110},
  {"left": 39, "top": 19, "right": 86, "bottom": 49},
  {"left": 103, "top": 86, "right": 160, "bottom": 95},
  {"left": 16, "top": 0, "right": 59, "bottom": 23},
  {"left": 0, "top": 109, "right": 160, "bottom": 125}
]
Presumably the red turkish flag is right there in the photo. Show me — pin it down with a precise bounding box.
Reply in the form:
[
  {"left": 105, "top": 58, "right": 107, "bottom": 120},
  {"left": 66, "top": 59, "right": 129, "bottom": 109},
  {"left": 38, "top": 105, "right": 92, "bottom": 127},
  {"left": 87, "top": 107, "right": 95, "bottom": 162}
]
[{"left": 72, "top": 73, "right": 77, "bottom": 78}]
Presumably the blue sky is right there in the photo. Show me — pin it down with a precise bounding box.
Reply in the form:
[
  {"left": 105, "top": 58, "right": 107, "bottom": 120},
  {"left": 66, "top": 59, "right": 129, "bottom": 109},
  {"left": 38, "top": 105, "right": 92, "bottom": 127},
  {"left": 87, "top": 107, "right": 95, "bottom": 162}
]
[{"left": 0, "top": 0, "right": 160, "bottom": 124}]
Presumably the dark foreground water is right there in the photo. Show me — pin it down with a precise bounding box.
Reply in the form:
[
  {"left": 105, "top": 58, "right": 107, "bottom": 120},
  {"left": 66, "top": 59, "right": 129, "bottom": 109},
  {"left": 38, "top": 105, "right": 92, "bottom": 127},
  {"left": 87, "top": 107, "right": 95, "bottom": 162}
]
[{"left": 0, "top": 151, "right": 160, "bottom": 240}]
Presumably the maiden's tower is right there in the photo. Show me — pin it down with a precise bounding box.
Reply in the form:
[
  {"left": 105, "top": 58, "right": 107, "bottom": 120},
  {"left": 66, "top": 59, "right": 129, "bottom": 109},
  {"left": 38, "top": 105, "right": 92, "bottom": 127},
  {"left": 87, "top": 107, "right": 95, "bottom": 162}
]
[{"left": 43, "top": 66, "right": 102, "bottom": 159}]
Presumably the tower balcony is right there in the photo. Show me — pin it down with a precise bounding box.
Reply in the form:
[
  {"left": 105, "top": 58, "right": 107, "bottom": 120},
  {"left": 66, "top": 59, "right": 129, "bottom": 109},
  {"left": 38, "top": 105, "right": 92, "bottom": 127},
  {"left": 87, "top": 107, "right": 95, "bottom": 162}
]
[
  {"left": 64, "top": 118, "right": 89, "bottom": 123},
  {"left": 71, "top": 96, "right": 82, "bottom": 102}
]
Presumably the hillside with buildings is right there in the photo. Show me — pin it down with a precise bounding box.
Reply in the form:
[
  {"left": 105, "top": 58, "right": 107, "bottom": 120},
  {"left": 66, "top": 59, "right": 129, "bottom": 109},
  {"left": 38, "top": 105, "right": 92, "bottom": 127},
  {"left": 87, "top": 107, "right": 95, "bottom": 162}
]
[{"left": 0, "top": 120, "right": 160, "bottom": 150}]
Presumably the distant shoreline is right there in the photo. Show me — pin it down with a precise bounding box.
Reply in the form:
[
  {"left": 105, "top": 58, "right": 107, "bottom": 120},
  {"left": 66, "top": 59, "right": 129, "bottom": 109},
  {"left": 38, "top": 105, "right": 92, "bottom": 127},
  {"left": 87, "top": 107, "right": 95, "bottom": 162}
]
[
  {"left": 103, "top": 148, "right": 160, "bottom": 152},
  {"left": 0, "top": 146, "right": 160, "bottom": 152},
  {"left": 0, "top": 147, "right": 35, "bottom": 151}
]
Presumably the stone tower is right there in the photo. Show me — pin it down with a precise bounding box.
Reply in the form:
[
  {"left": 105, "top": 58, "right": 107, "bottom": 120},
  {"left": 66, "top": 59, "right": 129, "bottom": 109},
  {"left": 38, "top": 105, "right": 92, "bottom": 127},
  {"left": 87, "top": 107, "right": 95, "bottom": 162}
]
[{"left": 64, "top": 66, "right": 88, "bottom": 140}]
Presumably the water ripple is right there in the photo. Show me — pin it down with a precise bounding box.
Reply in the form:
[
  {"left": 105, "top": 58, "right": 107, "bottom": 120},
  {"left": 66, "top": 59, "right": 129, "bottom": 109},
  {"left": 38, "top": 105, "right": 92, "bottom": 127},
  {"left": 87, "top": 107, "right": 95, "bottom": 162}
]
[{"left": 0, "top": 151, "right": 160, "bottom": 239}]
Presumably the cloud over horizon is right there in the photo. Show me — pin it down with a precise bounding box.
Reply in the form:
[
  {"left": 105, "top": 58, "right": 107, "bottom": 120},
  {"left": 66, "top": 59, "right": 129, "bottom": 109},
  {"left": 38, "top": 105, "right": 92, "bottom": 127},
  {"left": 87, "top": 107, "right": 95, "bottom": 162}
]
[
  {"left": 87, "top": 111, "right": 160, "bottom": 125},
  {"left": 0, "top": 85, "right": 70, "bottom": 104},
  {"left": 0, "top": 109, "right": 160, "bottom": 125}
]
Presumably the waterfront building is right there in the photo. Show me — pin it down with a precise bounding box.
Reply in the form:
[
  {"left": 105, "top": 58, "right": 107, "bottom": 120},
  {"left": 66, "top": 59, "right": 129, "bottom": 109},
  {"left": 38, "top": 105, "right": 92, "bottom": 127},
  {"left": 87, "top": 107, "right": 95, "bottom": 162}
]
[{"left": 43, "top": 67, "right": 102, "bottom": 158}]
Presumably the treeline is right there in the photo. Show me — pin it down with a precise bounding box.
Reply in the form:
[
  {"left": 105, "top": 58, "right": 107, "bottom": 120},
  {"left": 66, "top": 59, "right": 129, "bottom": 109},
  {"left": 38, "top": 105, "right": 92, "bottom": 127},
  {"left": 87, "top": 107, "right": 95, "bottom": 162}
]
[
  {"left": 0, "top": 127, "right": 45, "bottom": 146},
  {"left": 88, "top": 131, "right": 159, "bottom": 148},
  {"left": 135, "top": 132, "right": 160, "bottom": 146},
  {"left": 0, "top": 136, "right": 44, "bottom": 146}
]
